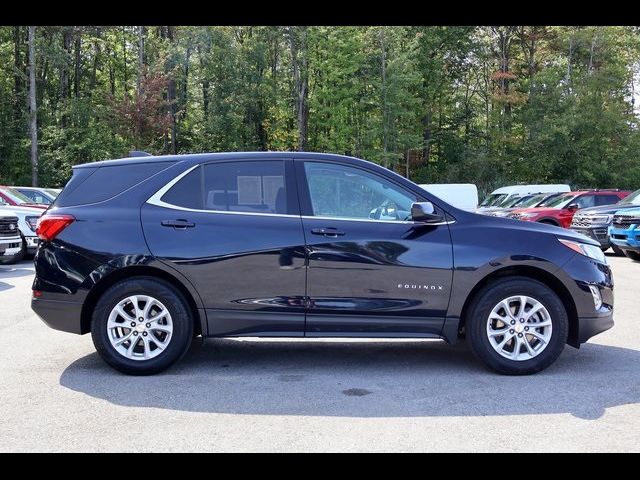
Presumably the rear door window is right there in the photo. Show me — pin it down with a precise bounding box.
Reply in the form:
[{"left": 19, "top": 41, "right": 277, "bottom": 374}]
[{"left": 203, "top": 161, "right": 287, "bottom": 214}]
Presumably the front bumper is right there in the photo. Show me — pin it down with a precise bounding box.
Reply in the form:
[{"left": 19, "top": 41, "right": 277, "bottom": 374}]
[
  {"left": 0, "top": 235, "right": 22, "bottom": 257},
  {"left": 25, "top": 235, "right": 39, "bottom": 252},
  {"left": 578, "top": 310, "right": 614, "bottom": 344},
  {"left": 31, "top": 297, "right": 84, "bottom": 334},
  {"left": 570, "top": 225, "right": 610, "bottom": 248},
  {"left": 609, "top": 225, "right": 640, "bottom": 252}
]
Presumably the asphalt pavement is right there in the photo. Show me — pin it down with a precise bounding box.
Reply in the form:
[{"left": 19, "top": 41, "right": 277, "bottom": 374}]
[{"left": 0, "top": 255, "right": 638, "bottom": 452}]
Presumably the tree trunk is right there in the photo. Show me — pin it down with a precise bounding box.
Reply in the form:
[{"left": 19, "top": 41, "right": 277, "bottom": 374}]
[
  {"left": 28, "top": 26, "right": 38, "bottom": 187},
  {"left": 13, "top": 26, "right": 23, "bottom": 127},
  {"left": 166, "top": 26, "right": 177, "bottom": 154},
  {"left": 380, "top": 28, "right": 389, "bottom": 168},
  {"left": 74, "top": 27, "right": 81, "bottom": 98},
  {"left": 122, "top": 26, "right": 128, "bottom": 98},
  {"left": 197, "top": 43, "right": 210, "bottom": 118},
  {"left": 90, "top": 27, "right": 101, "bottom": 94},
  {"left": 288, "top": 26, "right": 308, "bottom": 151},
  {"left": 137, "top": 25, "right": 145, "bottom": 95}
]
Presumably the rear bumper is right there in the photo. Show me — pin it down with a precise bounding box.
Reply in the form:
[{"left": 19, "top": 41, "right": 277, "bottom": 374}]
[
  {"left": 31, "top": 297, "right": 84, "bottom": 334},
  {"left": 578, "top": 311, "right": 614, "bottom": 344}
]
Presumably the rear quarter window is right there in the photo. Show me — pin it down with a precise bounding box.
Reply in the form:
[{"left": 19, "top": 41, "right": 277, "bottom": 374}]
[{"left": 55, "top": 162, "right": 173, "bottom": 207}]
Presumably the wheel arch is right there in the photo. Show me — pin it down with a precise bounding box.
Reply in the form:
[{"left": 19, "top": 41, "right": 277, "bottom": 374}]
[
  {"left": 457, "top": 265, "right": 579, "bottom": 347},
  {"left": 80, "top": 265, "right": 205, "bottom": 336},
  {"left": 537, "top": 218, "right": 560, "bottom": 226}
]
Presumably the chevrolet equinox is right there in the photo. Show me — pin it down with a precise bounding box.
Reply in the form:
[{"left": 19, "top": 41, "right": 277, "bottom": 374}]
[{"left": 31, "top": 152, "right": 614, "bottom": 375}]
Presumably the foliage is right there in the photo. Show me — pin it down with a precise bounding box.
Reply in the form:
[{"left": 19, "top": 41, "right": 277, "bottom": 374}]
[{"left": 1, "top": 26, "right": 640, "bottom": 193}]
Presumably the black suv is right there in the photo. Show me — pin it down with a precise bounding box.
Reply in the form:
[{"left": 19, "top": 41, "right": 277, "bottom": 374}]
[
  {"left": 32, "top": 152, "right": 614, "bottom": 375},
  {"left": 570, "top": 188, "right": 640, "bottom": 254}
]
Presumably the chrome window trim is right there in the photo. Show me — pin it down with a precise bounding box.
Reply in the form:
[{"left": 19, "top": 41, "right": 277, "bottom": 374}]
[{"left": 146, "top": 164, "right": 455, "bottom": 225}]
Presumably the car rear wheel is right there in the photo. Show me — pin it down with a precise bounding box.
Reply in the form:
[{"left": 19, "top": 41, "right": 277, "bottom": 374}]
[
  {"left": 623, "top": 250, "right": 640, "bottom": 262},
  {"left": 91, "top": 277, "right": 194, "bottom": 375},
  {"left": 466, "top": 277, "right": 568, "bottom": 375}
]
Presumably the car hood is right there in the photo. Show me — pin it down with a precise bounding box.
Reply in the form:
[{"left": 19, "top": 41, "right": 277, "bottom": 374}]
[
  {"left": 0, "top": 205, "right": 43, "bottom": 215},
  {"left": 578, "top": 203, "right": 640, "bottom": 215},
  {"left": 509, "top": 207, "right": 559, "bottom": 216}
]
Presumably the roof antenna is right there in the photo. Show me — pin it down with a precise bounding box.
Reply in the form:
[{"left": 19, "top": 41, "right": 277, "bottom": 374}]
[{"left": 129, "top": 150, "right": 152, "bottom": 157}]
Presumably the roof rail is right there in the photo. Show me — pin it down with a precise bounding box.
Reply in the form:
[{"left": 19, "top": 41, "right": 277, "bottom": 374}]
[{"left": 129, "top": 151, "right": 152, "bottom": 157}]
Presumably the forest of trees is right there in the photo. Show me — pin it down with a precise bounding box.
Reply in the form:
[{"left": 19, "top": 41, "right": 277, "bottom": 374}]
[{"left": 2, "top": 26, "right": 640, "bottom": 196}]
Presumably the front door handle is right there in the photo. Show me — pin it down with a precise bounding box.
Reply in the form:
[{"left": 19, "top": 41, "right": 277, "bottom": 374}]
[
  {"left": 161, "top": 219, "right": 195, "bottom": 229},
  {"left": 311, "top": 227, "right": 345, "bottom": 237}
]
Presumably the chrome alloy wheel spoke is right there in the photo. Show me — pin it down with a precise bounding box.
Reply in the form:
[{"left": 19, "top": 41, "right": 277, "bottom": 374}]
[
  {"left": 486, "top": 295, "right": 553, "bottom": 362},
  {"left": 107, "top": 295, "right": 173, "bottom": 361}
]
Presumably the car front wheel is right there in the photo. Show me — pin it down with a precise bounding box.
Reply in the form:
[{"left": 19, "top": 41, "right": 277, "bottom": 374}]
[
  {"left": 467, "top": 277, "right": 568, "bottom": 375},
  {"left": 91, "top": 277, "right": 194, "bottom": 375},
  {"left": 623, "top": 250, "right": 640, "bottom": 262}
]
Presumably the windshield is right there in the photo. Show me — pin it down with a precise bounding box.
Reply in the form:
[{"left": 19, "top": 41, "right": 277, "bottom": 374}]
[
  {"left": 15, "top": 188, "right": 53, "bottom": 204},
  {"left": 517, "top": 193, "right": 548, "bottom": 208},
  {"left": 480, "top": 193, "right": 507, "bottom": 207},
  {"left": 1, "top": 187, "right": 33, "bottom": 204},
  {"left": 503, "top": 196, "right": 529, "bottom": 208},
  {"left": 618, "top": 189, "right": 640, "bottom": 205},
  {"left": 540, "top": 193, "right": 577, "bottom": 208}
]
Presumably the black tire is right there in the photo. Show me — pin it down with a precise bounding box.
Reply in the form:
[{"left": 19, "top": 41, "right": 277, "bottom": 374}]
[
  {"left": 91, "top": 276, "right": 194, "bottom": 375},
  {"left": 611, "top": 244, "right": 625, "bottom": 256},
  {"left": 623, "top": 250, "right": 640, "bottom": 262},
  {"left": 0, "top": 233, "right": 26, "bottom": 265},
  {"left": 466, "top": 276, "right": 568, "bottom": 375}
]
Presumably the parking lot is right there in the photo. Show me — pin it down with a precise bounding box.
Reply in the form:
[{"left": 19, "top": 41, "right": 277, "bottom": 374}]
[{"left": 0, "top": 255, "right": 638, "bottom": 452}]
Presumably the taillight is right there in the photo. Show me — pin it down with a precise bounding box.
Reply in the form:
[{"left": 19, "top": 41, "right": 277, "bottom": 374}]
[{"left": 35, "top": 214, "right": 75, "bottom": 241}]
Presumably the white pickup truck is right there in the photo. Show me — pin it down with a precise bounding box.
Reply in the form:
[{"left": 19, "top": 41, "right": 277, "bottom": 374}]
[{"left": 0, "top": 213, "right": 23, "bottom": 264}]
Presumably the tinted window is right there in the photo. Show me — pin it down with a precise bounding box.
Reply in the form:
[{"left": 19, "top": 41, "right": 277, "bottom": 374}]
[
  {"left": 304, "top": 162, "right": 417, "bottom": 221},
  {"left": 595, "top": 195, "right": 620, "bottom": 206},
  {"left": 573, "top": 194, "right": 596, "bottom": 209},
  {"left": 56, "top": 162, "right": 172, "bottom": 207},
  {"left": 203, "top": 161, "right": 287, "bottom": 214},
  {"left": 161, "top": 167, "right": 203, "bottom": 209}
]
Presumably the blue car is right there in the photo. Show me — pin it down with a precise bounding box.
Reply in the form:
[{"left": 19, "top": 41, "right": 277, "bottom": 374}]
[{"left": 609, "top": 207, "right": 640, "bottom": 261}]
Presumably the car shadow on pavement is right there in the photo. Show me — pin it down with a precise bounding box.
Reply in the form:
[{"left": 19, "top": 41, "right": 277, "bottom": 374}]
[
  {"left": 60, "top": 339, "right": 640, "bottom": 420},
  {"left": 0, "top": 265, "right": 35, "bottom": 280}
]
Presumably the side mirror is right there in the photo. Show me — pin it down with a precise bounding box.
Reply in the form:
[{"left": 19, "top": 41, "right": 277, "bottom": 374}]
[
  {"left": 567, "top": 203, "right": 580, "bottom": 211},
  {"left": 411, "top": 202, "right": 444, "bottom": 224}
]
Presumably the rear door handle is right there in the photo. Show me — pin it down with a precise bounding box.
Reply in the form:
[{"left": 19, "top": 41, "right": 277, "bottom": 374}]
[
  {"left": 161, "top": 219, "right": 195, "bottom": 229},
  {"left": 311, "top": 227, "right": 345, "bottom": 237}
]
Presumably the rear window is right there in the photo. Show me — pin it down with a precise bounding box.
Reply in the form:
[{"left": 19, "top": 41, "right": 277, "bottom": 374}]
[{"left": 55, "top": 162, "right": 172, "bottom": 207}]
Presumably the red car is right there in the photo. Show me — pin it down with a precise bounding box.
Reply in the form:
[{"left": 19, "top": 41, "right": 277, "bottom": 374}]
[
  {"left": 508, "top": 189, "right": 631, "bottom": 228},
  {"left": 0, "top": 186, "right": 48, "bottom": 210}
]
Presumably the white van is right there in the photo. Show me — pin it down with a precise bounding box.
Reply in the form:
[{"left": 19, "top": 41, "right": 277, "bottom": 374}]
[
  {"left": 479, "top": 184, "right": 571, "bottom": 210},
  {"left": 419, "top": 184, "right": 479, "bottom": 211}
]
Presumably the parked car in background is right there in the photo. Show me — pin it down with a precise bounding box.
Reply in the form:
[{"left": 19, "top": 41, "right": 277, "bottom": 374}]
[
  {"left": 418, "top": 184, "right": 478, "bottom": 211},
  {"left": 570, "top": 189, "right": 640, "bottom": 254},
  {"left": 0, "top": 204, "right": 43, "bottom": 261},
  {"left": 609, "top": 207, "right": 640, "bottom": 261},
  {"left": 11, "top": 186, "right": 59, "bottom": 205},
  {"left": 482, "top": 192, "right": 565, "bottom": 218},
  {"left": 32, "top": 152, "right": 614, "bottom": 376},
  {"left": 478, "top": 184, "right": 571, "bottom": 210},
  {"left": 0, "top": 212, "right": 22, "bottom": 264},
  {"left": 0, "top": 186, "right": 48, "bottom": 210},
  {"left": 508, "top": 190, "right": 630, "bottom": 228}
]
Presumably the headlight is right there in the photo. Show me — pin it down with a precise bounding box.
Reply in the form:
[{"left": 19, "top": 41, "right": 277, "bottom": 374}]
[
  {"left": 559, "top": 238, "right": 607, "bottom": 263},
  {"left": 492, "top": 211, "right": 510, "bottom": 217},
  {"left": 25, "top": 215, "right": 39, "bottom": 232}
]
